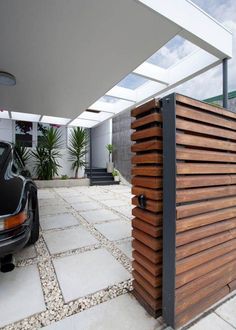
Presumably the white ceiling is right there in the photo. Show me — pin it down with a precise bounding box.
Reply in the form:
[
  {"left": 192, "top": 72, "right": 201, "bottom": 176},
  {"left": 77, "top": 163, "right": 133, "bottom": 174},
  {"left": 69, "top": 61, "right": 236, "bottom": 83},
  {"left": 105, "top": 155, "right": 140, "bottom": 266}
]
[{"left": 0, "top": 0, "right": 232, "bottom": 127}]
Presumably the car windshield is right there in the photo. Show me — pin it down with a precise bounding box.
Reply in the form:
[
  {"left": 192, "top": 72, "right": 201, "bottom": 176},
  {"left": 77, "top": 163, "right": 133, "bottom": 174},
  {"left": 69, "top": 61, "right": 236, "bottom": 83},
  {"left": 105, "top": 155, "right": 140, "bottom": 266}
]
[{"left": 0, "top": 146, "right": 6, "bottom": 158}]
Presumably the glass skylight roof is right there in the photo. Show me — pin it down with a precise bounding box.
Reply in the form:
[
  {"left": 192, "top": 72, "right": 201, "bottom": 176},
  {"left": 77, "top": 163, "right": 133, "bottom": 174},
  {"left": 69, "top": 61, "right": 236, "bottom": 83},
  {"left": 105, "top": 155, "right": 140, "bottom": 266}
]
[
  {"left": 117, "top": 73, "right": 149, "bottom": 90},
  {"left": 11, "top": 112, "right": 41, "bottom": 122},
  {"left": 79, "top": 111, "right": 112, "bottom": 122},
  {"left": 69, "top": 118, "right": 97, "bottom": 128},
  {"left": 41, "top": 116, "right": 70, "bottom": 125},
  {"left": 146, "top": 36, "right": 199, "bottom": 69},
  {"left": 0, "top": 110, "right": 9, "bottom": 119},
  {"left": 100, "top": 95, "right": 119, "bottom": 103}
]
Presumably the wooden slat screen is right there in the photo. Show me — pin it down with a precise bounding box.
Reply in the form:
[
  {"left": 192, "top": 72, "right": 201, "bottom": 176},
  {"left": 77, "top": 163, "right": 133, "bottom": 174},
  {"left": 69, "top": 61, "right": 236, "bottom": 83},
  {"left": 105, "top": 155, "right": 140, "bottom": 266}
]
[
  {"left": 131, "top": 99, "right": 163, "bottom": 318},
  {"left": 171, "top": 94, "right": 236, "bottom": 328},
  {"left": 131, "top": 94, "right": 236, "bottom": 329}
]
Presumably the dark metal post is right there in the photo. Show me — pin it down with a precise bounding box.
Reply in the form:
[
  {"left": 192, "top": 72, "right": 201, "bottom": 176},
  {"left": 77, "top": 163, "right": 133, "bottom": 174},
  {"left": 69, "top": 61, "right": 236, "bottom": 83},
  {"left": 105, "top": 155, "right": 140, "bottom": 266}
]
[
  {"left": 223, "top": 58, "right": 228, "bottom": 109},
  {"left": 162, "top": 93, "right": 177, "bottom": 329},
  {"left": 89, "top": 128, "right": 93, "bottom": 186}
]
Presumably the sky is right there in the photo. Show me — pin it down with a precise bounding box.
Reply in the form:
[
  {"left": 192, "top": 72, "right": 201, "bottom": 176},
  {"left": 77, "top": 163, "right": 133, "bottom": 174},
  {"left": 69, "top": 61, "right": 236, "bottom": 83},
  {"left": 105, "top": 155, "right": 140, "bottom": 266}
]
[
  {"left": 107, "top": 0, "right": 235, "bottom": 102},
  {"left": 174, "top": 0, "right": 236, "bottom": 99}
]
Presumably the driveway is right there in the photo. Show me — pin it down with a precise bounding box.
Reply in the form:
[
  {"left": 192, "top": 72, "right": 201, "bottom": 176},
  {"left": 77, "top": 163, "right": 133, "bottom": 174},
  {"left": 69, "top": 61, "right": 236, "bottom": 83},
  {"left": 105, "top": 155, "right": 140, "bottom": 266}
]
[
  {"left": 0, "top": 184, "right": 235, "bottom": 330},
  {"left": 0, "top": 184, "right": 162, "bottom": 330}
]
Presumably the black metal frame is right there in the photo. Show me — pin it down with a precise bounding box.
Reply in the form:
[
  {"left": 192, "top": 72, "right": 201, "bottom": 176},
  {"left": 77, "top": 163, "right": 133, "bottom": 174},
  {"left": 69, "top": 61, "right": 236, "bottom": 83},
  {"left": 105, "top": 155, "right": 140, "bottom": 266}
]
[
  {"left": 223, "top": 58, "right": 228, "bottom": 109},
  {"left": 89, "top": 128, "right": 93, "bottom": 186},
  {"left": 162, "top": 93, "right": 177, "bottom": 329}
]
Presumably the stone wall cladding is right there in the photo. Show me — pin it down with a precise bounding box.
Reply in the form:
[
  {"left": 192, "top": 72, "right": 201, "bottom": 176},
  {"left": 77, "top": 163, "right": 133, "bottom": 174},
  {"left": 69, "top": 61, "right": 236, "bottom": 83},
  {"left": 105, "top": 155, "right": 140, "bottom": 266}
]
[{"left": 112, "top": 111, "right": 133, "bottom": 182}]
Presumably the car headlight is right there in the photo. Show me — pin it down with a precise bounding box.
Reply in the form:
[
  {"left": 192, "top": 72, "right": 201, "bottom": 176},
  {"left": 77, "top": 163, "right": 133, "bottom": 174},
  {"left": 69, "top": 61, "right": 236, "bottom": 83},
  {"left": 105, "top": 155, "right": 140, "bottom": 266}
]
[{"left": 0, "top": 211, "right": 27, "bottom": 231}]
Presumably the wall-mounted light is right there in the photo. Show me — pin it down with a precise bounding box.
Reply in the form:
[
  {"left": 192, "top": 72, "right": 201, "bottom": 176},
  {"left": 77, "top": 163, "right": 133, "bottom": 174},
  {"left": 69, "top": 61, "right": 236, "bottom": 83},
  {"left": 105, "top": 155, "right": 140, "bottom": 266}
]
[{"left": 0, "top": 71, "right": 16, "bottom": 86}]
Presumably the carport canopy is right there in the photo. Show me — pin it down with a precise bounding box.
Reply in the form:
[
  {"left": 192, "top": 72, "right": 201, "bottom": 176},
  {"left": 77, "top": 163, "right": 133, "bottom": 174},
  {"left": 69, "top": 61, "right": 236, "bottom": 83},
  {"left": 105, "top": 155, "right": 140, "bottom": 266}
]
[{"left": 0, "top": 0, "right": 233, "bottom": 127}]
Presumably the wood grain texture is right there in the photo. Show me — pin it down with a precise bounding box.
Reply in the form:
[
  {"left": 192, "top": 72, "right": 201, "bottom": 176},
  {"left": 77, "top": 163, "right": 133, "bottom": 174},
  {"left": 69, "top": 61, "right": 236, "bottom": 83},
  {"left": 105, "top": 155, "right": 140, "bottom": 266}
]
[
  {"left": 131, "top": 98, "right": 163, "bottom": 319},
  {"left": 131, "top": 99, "right": 159, "bottom": 117},
  {"left": 131, "top": 113, "right": 162, "bottom": 129}
]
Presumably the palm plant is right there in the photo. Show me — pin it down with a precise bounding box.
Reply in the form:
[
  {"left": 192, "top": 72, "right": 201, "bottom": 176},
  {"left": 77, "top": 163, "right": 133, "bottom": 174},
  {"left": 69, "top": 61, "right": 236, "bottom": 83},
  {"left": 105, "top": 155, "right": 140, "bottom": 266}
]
[
  {"left": 68, "top": 127, "right": 88, "bottom": 178},
  {"left": 31, "top": 127, "right": 62, "bottom": 180}
]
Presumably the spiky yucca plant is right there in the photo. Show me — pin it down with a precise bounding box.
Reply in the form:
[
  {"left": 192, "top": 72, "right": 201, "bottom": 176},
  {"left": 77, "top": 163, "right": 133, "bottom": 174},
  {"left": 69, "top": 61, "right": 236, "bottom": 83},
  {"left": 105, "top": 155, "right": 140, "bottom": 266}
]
[
  {"left": 68, "top": 127, "right": 88, "bottom": 178},
  {"left": 31, "top": 127, "right": 62, "bottom": 180}
]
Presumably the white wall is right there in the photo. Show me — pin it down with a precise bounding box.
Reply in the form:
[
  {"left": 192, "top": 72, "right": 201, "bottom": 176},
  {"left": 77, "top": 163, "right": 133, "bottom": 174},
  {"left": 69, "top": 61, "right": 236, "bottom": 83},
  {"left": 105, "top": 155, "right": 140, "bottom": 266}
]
[
  {"left": 91, "top": 119, "right": 112, "bottom": 168},
  {"left": 0, "top": 119, "right": 13, "bottom": 142}
]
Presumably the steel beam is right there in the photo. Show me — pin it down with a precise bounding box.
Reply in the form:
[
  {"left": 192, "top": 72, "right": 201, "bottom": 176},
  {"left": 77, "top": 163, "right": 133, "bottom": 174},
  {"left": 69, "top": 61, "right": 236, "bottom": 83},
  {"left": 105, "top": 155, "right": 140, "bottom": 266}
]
[
  {"left": 162, "top": 93, "right": 177, "bottom": 329},
  {"left": 223, "top": 58, "right": 228, "bottom": 109}
]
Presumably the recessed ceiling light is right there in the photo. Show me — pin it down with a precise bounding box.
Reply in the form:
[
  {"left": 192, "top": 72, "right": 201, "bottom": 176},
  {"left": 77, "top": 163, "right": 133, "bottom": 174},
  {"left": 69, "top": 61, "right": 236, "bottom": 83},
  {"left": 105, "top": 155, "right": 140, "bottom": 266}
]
[{"left": 0, "top": 71, "right": 16, "bottom": 86}]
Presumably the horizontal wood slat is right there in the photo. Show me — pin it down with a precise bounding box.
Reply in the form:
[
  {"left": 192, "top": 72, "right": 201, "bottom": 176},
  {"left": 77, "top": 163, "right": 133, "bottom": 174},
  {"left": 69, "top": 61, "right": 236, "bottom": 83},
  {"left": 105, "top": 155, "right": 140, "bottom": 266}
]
[
  {"left": 131, "top": 176, "right": 162, "bottom": 189},
  {"left": 131, "top": 140, "right": 162, "bottom": 152},
  {"left": 177, "top": 148, "right": 236, "bottom": 163},
  {"left": 131, "top": 99, "right": 159, "bottom": 117},
  {"left": 176, "top": 239, "right": 236, "bottom": 275},
  {"left": 131, "top": 127, "right": 162, "bottom": 141},
  {"left": 132, "top": 207, "right": 162, "bottom": 226},
  {"left": 175, "top": 259, "right": 236, "bottom": 302},
  {"left": 132, "top": 229, "right": 162, "bottom": 251},
  {"left": 177, "top": 206, "right": 236, "bottom": 232},
  {"left": 177, "top": 174, "right": 236, "bottom": 189},
  {"left": 132, "top": 240, "right": 162, "bottom": 264},
  {"left": 131, "top": 186, "right": 162, "bottom": 201},
  {"left": 133, "top": 260, "right": 161, "bottom": 287},
  {"left": 131, "top": 166, "right": 162, "bottom": 177},
  {"left": 176, "top": 104, "right": 236, "bottom": 131},
  {"left": 133, "top": 270, "right": 161, "bottom": 299},
  {"left": 176, "top": 118, "right": 236, "bottom": 141},
  {"left": 133, "top": 250, "right": 162, "bottom": 276},
  {"left": 176, "top": 94, "right": 236, "bottom": 120},
  {"left": 132, "top": 154, "right": 162, "bottom": 164},
  {"left": 177, "top": 196, "right": 236, "bottom": 219},
  {"left": 132, "top": 218, "right": 162, "bottom": 238},
  {"left": 131, "top": 113, "right": 162, "bottom": 129},
  {"left": 176, "top": 219, "right": 236, "bottom": 246},
  {"left": 176, "top": 229, "right": 236, "bottom": 260},
  {"left": 177, "top": 163, "right": 236, "bottom": 175},
  {"left": 176, "top": 132, "right": 236, "bottom": 152},
  {"left": 132, "top": 196, "right": 162, "bottom": 213},
  {"left": 177, "top": 185, "right": 236, "bottom": 203}
]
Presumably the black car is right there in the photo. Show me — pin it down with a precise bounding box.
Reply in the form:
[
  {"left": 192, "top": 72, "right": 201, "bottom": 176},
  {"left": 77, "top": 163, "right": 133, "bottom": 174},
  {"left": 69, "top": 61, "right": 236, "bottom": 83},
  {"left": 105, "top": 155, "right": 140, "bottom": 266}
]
[{"left": 0, "top": 141, "right": 39, "bottom": 272}]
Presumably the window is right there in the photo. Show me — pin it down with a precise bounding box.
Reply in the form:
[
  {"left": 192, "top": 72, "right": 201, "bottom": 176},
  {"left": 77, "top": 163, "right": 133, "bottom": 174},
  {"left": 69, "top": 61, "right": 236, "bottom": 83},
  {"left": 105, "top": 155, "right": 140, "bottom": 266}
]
[{"left": 15, "top": 121, "right": 33, "bottom": 147}]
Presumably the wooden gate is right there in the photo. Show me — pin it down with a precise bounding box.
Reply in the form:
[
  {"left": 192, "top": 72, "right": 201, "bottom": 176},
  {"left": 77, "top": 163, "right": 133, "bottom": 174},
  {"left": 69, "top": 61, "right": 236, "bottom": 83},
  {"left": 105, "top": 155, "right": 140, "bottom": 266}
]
[{"left": 131, "top": 93, "right": 236, "bottom": 329}]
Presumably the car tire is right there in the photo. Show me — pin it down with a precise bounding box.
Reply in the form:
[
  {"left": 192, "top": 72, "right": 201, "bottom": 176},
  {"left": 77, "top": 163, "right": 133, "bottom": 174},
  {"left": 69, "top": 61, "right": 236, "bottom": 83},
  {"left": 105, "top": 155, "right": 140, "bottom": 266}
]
[{"left": 28, "top": 192, "right": 39, "bottom": 245}]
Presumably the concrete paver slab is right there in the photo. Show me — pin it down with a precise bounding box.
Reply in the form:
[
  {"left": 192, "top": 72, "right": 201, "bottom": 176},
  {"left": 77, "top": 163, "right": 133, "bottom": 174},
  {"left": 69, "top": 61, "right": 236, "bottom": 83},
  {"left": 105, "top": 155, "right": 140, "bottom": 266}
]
[
  {"left": 43, "top": 294, "right": 162, "bottom": 330},
  {"left": 80, "top": 209, "right": 119, "bottom": 224},
  {"left": 71, "top": 201, "right": 101, "bottom": 211},
  {"left": 43, "top": 227, "right": 98, "bottom": 254},
  {"left": 39, "top": 204, "right": 71, "bottom": 216},
  {"left": 40, "top": 213, "right": 79, "bottom": 230},
  {"left": 95, "top": 221, "right": 131, "bottom": 241},
  {"left": 117, "top": 240, "right": 133, "bottom": 259},
  {"left": 189, "top": 313, "right": 234, "bottom": 330},
  {"left": 0, "top": 265, "right": 45, "bottom": 327},
  {"left": 215, "top": 296, "right": 236, "bottom": 327},
  {"left": 53, "top": 248, "right": 130, "bottom": 302}
]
